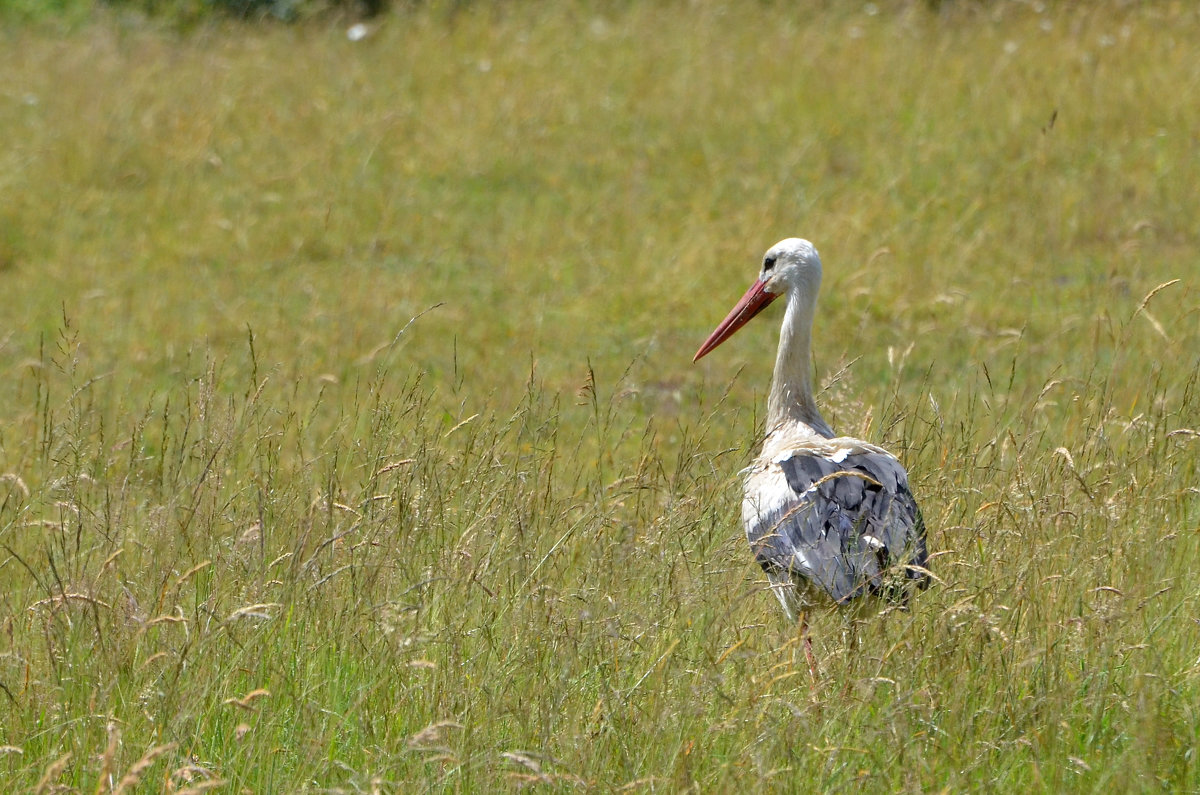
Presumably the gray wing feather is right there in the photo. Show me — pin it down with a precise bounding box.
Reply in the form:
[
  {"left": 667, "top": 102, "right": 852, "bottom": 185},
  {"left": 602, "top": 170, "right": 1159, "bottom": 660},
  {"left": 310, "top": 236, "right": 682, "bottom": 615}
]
[{"left": 748, "top": 451, "right": 929, "bottom": 604}]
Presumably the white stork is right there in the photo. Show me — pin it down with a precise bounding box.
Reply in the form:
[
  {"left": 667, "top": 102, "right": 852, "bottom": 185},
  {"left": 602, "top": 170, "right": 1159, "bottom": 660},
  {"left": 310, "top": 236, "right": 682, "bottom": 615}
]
[{"left": 694, "top": 238, "right": 929, "bottom": 674}]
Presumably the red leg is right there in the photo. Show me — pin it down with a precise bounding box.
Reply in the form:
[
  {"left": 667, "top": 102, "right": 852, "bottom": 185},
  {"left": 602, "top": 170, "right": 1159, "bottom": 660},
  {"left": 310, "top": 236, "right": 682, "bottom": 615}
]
[{"left": 800, "top": 611, "right": 819, "bottom": 682}]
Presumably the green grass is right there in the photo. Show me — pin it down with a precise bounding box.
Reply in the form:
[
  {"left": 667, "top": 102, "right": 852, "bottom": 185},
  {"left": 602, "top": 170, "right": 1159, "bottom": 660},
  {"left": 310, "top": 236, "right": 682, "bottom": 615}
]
[{"left": 1, "top": 1, "right": 1199, "bottom": 790}]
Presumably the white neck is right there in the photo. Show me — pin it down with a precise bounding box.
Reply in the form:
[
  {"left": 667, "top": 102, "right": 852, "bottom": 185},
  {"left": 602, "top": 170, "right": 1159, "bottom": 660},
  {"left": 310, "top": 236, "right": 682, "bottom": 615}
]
[{"left": 766, "top": 291, "right": 834, "bottom": 439}]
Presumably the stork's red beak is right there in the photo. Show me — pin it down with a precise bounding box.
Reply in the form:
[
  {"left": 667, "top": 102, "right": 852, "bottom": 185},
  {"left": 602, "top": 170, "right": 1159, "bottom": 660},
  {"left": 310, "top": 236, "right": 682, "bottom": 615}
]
[{"left": 693, "top": 278, "right": 780, "bottom": 362}]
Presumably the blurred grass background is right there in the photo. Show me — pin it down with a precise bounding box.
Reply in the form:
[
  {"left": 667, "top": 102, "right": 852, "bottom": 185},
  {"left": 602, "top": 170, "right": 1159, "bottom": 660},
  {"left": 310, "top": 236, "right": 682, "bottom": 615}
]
[{"left": 1, "top": 1, "right": 1198, "bottom": 791}]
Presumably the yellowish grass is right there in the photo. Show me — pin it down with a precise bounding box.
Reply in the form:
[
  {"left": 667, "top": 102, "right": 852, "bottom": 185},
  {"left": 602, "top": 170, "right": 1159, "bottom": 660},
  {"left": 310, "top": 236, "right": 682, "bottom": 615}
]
[{"left": 0, "top": 1, "right": 1198, "bottom": 790}]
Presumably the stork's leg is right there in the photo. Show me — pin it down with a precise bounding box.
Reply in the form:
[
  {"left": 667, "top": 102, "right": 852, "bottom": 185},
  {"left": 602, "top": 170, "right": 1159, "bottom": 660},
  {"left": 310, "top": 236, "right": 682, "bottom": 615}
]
[
  {"left": 799, "top": 611, "right": 819, "bottom": 682},
  {"left": 767, "top": 573, "right": 819, "bottom": 681},
  {"left": 838, "top": 613, "right": 859, "bottom": 697},
  {"left": 841, "top": 612, "right": 860, "bottom": 659}
]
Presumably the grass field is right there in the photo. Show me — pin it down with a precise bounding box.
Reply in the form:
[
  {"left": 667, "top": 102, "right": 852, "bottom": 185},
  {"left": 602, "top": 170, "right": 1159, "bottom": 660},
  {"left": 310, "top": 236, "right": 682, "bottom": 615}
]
[{"left": 1, "top": 1, "right": 1199, "bottom": 790}]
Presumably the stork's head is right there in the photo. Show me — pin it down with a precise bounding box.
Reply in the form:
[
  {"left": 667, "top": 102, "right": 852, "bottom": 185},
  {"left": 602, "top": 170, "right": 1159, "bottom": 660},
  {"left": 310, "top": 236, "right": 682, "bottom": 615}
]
[{"left": 693, "top": 238, "right": 822, "bottom": 362}]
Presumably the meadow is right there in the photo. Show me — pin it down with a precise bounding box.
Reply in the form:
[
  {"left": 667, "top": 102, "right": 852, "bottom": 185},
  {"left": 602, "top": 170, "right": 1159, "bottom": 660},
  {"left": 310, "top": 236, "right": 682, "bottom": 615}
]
[{"left": 1, "top": 1, "right": 1198, "bottom": 790}]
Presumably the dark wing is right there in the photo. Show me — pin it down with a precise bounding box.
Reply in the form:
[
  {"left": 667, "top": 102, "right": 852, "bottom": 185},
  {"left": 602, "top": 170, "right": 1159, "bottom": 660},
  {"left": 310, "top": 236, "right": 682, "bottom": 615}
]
[{"left": 747, "top": 450, "right": 929, "bottom": 604}]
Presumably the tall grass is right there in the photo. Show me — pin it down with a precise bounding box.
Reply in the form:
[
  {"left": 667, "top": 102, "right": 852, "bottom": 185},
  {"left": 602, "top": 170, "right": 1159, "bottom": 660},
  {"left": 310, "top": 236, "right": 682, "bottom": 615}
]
[{"left": 1, "top": 1, "right": 1198, "bottom": 790}]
